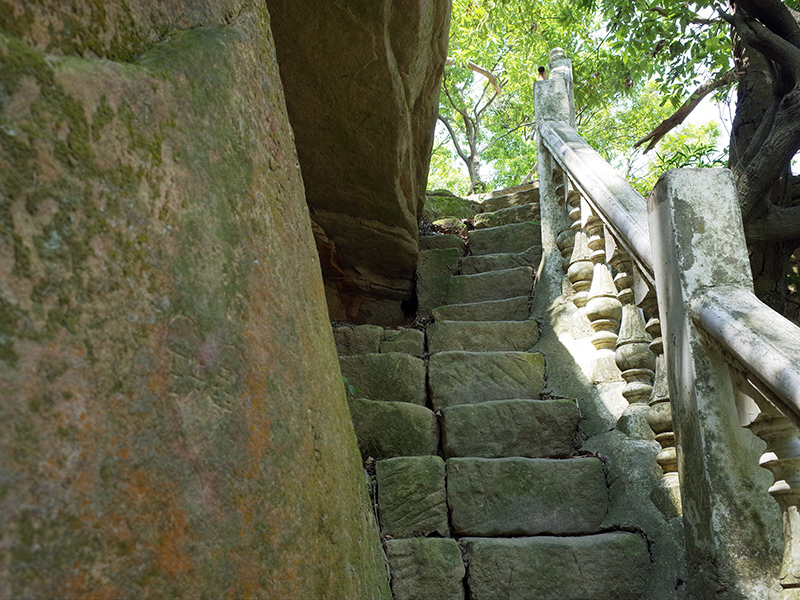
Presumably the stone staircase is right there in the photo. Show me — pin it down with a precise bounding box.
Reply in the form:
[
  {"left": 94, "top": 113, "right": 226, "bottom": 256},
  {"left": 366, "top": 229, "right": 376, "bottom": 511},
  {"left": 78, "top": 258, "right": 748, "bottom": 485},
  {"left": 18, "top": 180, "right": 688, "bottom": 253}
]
[{"left": 335, "top": 185, "right": 654, "bottom": 600}]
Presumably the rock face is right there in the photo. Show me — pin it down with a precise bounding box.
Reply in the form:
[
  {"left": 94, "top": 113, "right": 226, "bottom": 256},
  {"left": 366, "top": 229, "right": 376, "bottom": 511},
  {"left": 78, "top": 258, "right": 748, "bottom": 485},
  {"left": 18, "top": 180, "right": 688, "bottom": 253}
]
[
  {"left": 0, "top": 3, "right": 390, "bottom": 598},
  {"left": 267, "top": 0, "right": 452, "bottom": 324}
]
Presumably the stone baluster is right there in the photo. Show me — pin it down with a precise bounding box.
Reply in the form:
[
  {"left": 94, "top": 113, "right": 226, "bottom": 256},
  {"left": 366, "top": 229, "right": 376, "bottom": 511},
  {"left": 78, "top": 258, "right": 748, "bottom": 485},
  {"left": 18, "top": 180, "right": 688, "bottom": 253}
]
[
  {"left": 583, "top": 204, "right": 621, "bottom": 352},
  {"left": 566, "top": 185, "right": 582, "bottom": 232},
  {"left": 556, "top": 228, "right": 575, "bottom": 272},
  {"left": 737, "top": 376, "right": 800, "bottom": 599},
  {"left": 567, "top": 229, "right": 593, "bottom": 308},
  {"left": 638, "top": 282, "right": 681, "bottom": 516},
  {"left": 610, "top": 243, "right": 654, "bottom": 407}
]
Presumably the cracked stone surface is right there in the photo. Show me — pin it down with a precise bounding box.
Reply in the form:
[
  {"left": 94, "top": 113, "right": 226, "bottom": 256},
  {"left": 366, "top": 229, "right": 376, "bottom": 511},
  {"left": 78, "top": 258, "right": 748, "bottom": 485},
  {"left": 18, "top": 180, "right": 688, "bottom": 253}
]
[
  {"left": 446, "top": 267, "right": 534, "bottom": 305},
  {"left": 446, "top": 457, "right": 608, "bottom": 536},
  {"left": 386, "top": 538, "right": 465, "bottom": 600},
  {"left": 340, "top": 353, "right": 426, "bottom": 404},
  {"left": 468, "top": 222, "right": 542, "bottom": 255},
  {"left": 376, "top": 456, "right": 449, "bottom": 538},
  {"left": 462, "top": 533, "right": 650, "bottom": 600},
  {"left": 460, "top": 245, "right": 542, "bottom": 275},
  {"left": 431, "top": 296, "right": 530, "bottom": 322},
  {"left": 427, "top": 320, "right": 540, "bottom": 353},
  {"left": 428, "top": 351, "right": 545, "bottom": 409},
  {"left": 442, "top": 398, "right": 579, "bottom": 458}
]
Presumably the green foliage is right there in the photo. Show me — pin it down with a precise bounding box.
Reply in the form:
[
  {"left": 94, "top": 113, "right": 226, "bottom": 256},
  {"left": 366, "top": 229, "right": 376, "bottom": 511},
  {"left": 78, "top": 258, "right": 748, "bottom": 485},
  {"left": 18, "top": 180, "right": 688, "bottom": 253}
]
[
  {"left": 422, "top": 190, "right": 480, "bottom": 221},
  {"left": 432, "top": 0, "right": 721, "bottom": 194},
  {"left": 629, "top": 122, "right": 725, "bottom": 195}
]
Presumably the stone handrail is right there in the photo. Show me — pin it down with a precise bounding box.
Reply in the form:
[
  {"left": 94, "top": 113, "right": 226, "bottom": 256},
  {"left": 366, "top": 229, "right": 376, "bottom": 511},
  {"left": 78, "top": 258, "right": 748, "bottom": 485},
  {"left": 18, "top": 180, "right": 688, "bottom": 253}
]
[
  {"left": 537, "top": 120, "right": 653, "bottom": 279},
  {"left": 536, "top": 48, "right": 800, "bottom": 599},
  {"left": 693, "top": 285, "right": 800, "bottom": 424}
]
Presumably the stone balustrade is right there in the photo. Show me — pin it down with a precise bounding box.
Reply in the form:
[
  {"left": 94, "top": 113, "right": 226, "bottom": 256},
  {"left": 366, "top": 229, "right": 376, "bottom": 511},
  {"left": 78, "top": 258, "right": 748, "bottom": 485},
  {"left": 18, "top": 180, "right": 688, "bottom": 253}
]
[{"left": 537, "top": 47, "right": 800, "bottom": 600}]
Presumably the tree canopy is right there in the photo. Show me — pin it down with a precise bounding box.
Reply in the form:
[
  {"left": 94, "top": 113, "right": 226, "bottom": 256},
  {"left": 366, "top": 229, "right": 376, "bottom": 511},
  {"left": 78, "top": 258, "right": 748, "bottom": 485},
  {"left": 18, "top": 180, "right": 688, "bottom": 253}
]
[{"left": 431, "top": 0, "right": 800, "bottom": 316}]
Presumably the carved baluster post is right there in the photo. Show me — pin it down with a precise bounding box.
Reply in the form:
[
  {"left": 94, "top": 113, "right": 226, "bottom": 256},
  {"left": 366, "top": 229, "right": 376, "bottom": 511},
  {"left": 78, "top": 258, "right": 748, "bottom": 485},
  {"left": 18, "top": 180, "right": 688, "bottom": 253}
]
[
  {"left": 737, "top": 375, "right": 800, "bottom": 599},
  {"left": 568, "top": 229, "right": 593, "bottom": 308},
  {"left": 583, "top": 204, "right": 622, "bottom": 380},
  {"left": 556, "top": 183, "right": 580, "bottom": 273},
  {"left": 610, "top": 241, "right": 654, "bottom": 436},
  {"left": 636, "top": 279, "right": 681, "bottom": 516}
]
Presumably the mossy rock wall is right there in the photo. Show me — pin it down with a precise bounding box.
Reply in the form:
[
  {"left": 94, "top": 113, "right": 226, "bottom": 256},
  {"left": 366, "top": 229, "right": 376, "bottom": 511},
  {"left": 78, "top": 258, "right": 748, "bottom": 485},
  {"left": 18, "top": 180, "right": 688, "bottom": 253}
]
[{"left": 0, "top": 3, "right": 389, "bottom": 599}]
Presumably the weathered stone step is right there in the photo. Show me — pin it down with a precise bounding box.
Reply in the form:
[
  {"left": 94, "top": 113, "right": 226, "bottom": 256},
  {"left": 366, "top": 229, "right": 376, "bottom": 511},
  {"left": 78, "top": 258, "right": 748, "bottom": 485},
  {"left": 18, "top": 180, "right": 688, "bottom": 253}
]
[
  {"left": 428, "top": 351, "right": 545, "bottom": 409},
  {"left": 376, "top": 456, "right": 449, "bottom": 538},
  {"left": 385, "top": 538, "right": 465, "bottom": 600},
  {"left": 460, "top": 245, "right": 542, "bottom": 275},
  {"left": 349, "top": 398, "right": 438, "bottom": 460},
  {"left": 333, "top": 324, "right": 424, "bottom": 356},
  {"left": 468, "top": 221, "right": 541, "bottom": 255},
  {"left": 477, "top": 182, "right": 539, "bottom": 213},
  {"left": 339, "top": 353, "right": 426, "bottom": 404},
  {"left": 446, "top": 266, "right": 533, "bottom": 305},
  {"left": 417, "top": 247, "right": 461, "bottom": 315},
  {"left": 442, "top": 398, "right": 579, "bottom": 458},
  {"left": 446, "top": 457, "right": 608, "bottom": 536},
  {"left": 427, "top": 320, "right": 539, "bottom": 353},
  {"left": 419, "top": 233, "right": 466, "bottom": 253},
  {"left": 462, "top": 533, "right": 650, "bottom": 600},
  {"left": 473, "top": 203, "right": 539, "bottom": 230},
  {"left": 431, "top": 296, "right": 530, "bottom": 322}
]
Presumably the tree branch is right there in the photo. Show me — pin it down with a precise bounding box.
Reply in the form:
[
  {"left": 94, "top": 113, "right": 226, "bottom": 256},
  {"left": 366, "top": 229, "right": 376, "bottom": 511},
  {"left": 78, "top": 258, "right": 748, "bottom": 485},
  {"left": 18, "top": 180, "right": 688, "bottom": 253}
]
[
  {"left": 445, "top": 58, "right": 503, "bottom": 94},
  {"left": 437, "top": 115, "right": 469, "bottom": 166},
  {"left": 745, "top": 204, "right": 800, "bottom": 242},
  {"left": 479, "top": 120, "right": 535, "bottom": 154},
  {"left": 634, "top": 69, "right": 738, "bottom": 152},
  {"left": 648, "top": 6, "right": 719, "bottom": 25}
]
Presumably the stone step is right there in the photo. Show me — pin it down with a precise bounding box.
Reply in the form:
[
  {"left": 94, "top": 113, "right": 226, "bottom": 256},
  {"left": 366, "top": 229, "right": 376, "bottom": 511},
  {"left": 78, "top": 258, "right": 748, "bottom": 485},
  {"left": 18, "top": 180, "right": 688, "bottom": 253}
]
[
  {"left": 428, "top": 351, "right": 545, "bottom": 409},
  {"left": 476, "top": 182, "right": 539, "bottom": 213},
  {"left": 418, "top": 233, "right": 466, "bottom": 253},
  {"left": 431, "top": 296, "right": 530, "bottom": 322},
  {"left": 349, "top": 398, "right": 438, "bottom": 460},
  {"left": 417, "top": 247, "right": 461, "bottom": 314},
  {"left": 333, "top": 324, "right": 424, "bottom": 356},
  {"left": 385, "top": 538, "right": 465, "bottom": 600},
  {"left": 468, "top": 221, "right": 541, "bottom": 255},
  {"left": 442, "top": 398, "right": 579, "bottom": 458},
  {"left": 376, "top": 456, "right": 449, "bottom": 538},
  {"left": 462, "top": 533, "right": 650, "bottom": 600},
  {"left": 427, "top": 320, "right": 539, "bottom": 353},
  {"left": 446, "top": 266, "right": 533, "bottom": 305},
  {"left": 446, "top": 457, "right": 608, "bottom": 536},
  {"left": 460, "top": 245, "right": 542, "bottom": 275},
  {"left": 473, "top": 203, "right": 539, "bottom": 230},
  {"left": 339, "top": 353, "right": 426, "bottom": 405}
]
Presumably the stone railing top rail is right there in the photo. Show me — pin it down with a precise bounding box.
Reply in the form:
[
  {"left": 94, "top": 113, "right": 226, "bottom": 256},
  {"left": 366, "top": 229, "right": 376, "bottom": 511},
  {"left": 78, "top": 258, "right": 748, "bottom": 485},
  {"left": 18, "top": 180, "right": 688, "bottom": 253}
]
[
  {"left": 538, "top": 120, "right": 654, "bottom": 280},
  {"left": 692, "top": 285, "right": 800, "bottom": 424}
]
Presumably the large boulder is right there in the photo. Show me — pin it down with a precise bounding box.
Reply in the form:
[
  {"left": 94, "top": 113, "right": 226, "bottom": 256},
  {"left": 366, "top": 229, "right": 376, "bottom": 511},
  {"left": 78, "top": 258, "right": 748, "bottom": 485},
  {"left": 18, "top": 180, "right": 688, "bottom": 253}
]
[
  {"left": 267, "top": 0, "right": 452, "bottom": 324},
  {"left": 0, "top": 4, "right": 389, "bottom": 598}
]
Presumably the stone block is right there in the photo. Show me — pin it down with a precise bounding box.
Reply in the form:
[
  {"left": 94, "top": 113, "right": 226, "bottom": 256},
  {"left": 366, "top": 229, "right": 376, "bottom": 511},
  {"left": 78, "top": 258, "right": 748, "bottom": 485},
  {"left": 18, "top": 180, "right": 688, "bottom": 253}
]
[
  {"left": 462, "top": 533, "right": 650, "bottom": 600},
  {"left": 431, "top": 296, "right": 530, "bottom": 322},
  {"left": 333, "top": 324, "right": 384, "bottom": 356},
  {"left": 419, "top": 234, "right": 466, "bottom": 252},
  {"left": 381, "top": 328, "right": 425, "bottom": 356},
  {"left": 417, "top": 248, "right": 461, "bottom": 314},
  {"left": 473, "top": 203, "right": 540, "bottom": 230},
  {"left": 460, "top": 246, "right": 542, "bottom": 275},
  {"left": 468, "top": 222, "right": 541, "bottom": 256},
  {"left": 479, "top": 183, "right": 539, "bottom": 212},
  {"left": 446, "top": 457, "right": 608, "bottom": 536},
  {"left": 428, "top": 351, "right": 545, "bottom": 409},
  {"left": 427, "top": 320, "right": 540, "bottom": 353},
  {"left": 386, "top": 538, "right": 465, "bottom": 600},
  {"left": 340, "top": 353, "right": 426, "bottom": 404},
  {"left": 446, "top": 267, "right": 533, "bottom": 305},
  {"left": 442, "top": 399, "right": 579, "bottom": 458},
  {"left": 349, "top": 398, "right": 439, "bottom": 460},
  {"left": 377, "top": 456, "right": 449, "bottom": 538}
]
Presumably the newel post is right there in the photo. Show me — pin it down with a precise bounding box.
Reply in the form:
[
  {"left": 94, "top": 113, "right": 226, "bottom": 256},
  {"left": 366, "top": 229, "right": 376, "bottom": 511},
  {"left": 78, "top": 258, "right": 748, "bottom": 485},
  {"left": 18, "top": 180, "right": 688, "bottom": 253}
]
[
  {"left": 648, "top": 168, "right": 783, "bottom": 599},
  {"left": 534, "top": 48, "right": 575, "bottom": 304}
]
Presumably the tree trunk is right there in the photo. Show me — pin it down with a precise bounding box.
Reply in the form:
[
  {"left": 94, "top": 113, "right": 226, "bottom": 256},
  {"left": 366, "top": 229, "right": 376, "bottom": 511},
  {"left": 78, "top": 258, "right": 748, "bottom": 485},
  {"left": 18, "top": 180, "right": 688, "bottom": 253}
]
[{"left": 730, "top": 19, "right": 796, "bottom": 315}]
